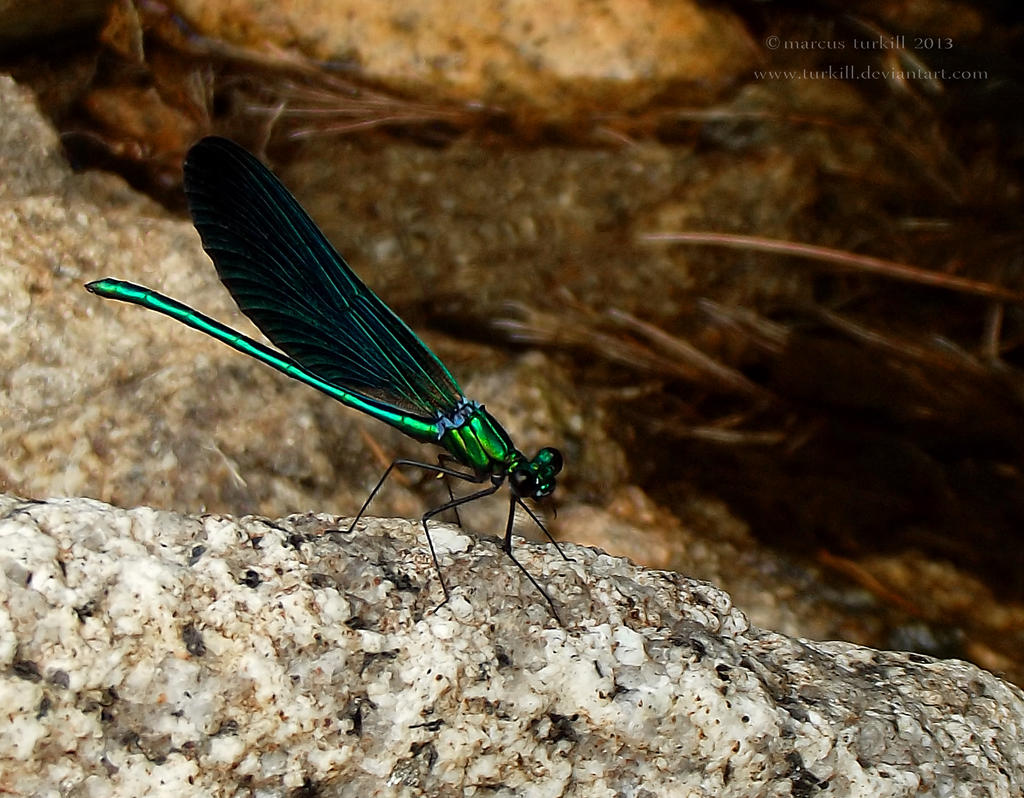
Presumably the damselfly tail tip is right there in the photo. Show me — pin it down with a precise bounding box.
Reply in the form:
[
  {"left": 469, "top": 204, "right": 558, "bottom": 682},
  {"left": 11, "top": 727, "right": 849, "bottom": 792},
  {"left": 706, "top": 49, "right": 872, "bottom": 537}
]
[{"left": 85, "top": 278, "right": 116, "bottom": 296}]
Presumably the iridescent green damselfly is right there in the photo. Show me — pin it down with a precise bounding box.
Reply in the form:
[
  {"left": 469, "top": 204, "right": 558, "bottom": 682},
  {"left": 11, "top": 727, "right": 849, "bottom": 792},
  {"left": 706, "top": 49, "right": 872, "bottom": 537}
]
[{"left": 87, "top": 137, "right": 568, "bottom": 622}]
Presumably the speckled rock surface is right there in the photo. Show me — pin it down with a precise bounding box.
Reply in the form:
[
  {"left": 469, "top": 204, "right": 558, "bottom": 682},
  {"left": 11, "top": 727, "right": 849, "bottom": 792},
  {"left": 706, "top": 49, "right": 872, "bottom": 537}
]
[{"left": 2, "top": 495, "right": 1022, "bottom": 797}]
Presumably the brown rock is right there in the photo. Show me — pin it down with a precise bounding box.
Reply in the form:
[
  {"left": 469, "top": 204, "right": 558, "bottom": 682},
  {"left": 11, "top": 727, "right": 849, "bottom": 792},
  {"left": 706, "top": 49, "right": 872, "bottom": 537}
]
[{"left": 172, "top": 0, "right": 757, "bottom": 118}]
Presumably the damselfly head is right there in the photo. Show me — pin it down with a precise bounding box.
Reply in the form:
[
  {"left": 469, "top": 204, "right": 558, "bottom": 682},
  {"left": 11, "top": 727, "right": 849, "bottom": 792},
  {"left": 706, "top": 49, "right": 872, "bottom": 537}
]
[{"left": 509, "top": 447, "right": 563, "bottom": 499}]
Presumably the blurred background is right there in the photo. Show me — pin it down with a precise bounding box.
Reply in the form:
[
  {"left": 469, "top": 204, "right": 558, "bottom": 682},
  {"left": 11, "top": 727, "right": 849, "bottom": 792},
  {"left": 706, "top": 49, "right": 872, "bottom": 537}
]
[{"left": 2, "top": 1, "right": 1023, "bottom": 683}]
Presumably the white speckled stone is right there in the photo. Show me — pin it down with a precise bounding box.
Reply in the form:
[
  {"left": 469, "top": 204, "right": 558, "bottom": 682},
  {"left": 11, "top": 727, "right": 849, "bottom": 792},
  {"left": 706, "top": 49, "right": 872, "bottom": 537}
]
[{"left": 1, "top": 494, "right": 1022, "bottom": 796}]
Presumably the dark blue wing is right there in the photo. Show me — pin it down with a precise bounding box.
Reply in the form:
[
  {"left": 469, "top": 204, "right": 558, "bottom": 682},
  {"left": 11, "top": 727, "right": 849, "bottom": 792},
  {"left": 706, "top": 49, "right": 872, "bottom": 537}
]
[{"left": 183, "top": 136, "right": 464, "bottom": 417}]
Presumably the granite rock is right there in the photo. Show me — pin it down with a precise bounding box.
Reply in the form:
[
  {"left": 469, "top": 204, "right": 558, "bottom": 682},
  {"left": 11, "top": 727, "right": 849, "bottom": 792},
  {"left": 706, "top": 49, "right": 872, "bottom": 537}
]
[{"left": 1, "top": 494, "right": 1021, "bottom": 797}]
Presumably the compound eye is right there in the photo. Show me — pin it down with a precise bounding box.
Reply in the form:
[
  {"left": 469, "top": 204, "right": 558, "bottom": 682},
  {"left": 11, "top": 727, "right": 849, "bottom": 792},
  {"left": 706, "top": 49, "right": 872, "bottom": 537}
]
[
  {"left": 510, "top": 469, "right": 537, "bottom": 497},
  {"left": 534, "top": 478, "right": 556, "bottom": 499},
  {"left": 537, "top": 447, "right": 563, "bottom": 475}
]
